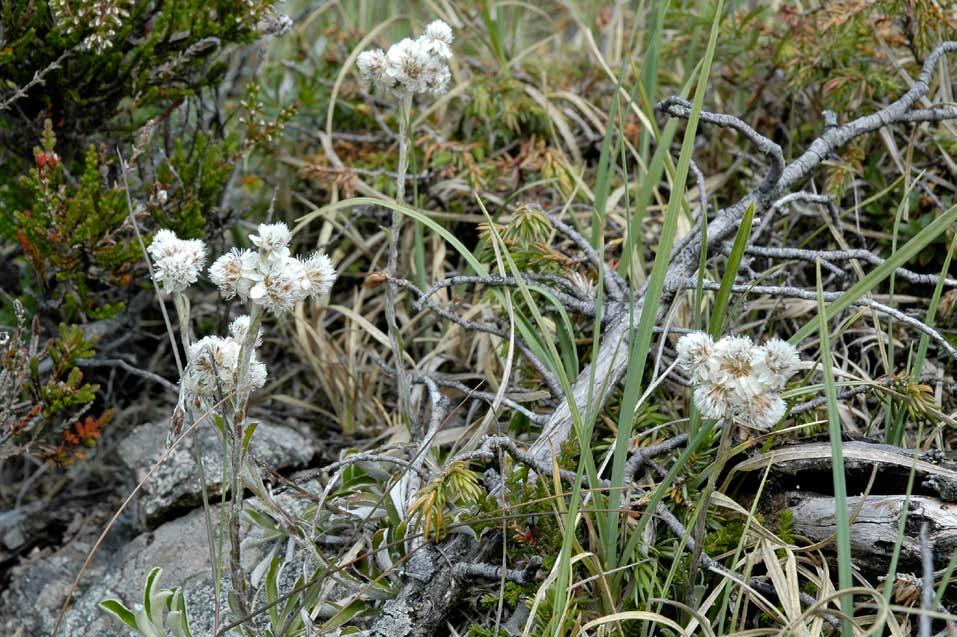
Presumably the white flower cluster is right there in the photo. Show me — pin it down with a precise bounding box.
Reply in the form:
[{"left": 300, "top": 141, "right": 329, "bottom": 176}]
[
  {"left": 209, "top": 222, "right": 337, "bottom": 315},
  {"left": 182, "top": 316, "right": 267, "bottom": 407},
  {"left": 356, "top": 20, "right": 453, "bottom": 97},
  {"left": 51, "top": 0, "right": 130, "bottom": 53},
  {"left": 676, "top": 332, "right": 801, "bottom": 430},
  {"left": 147, "top": 230, "right": 207, "bottom": 294}
]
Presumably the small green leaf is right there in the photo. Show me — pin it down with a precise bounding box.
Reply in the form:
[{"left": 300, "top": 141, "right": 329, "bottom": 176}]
[
  {"left": 170, "top": 589, "right": 193, "bottom": 637},
  {"left": 98, "top": 599, "right": 138, "bottom": 630},
  {"left": 241, "top": 422, "right": 258, "bottom": 458},
  {"left": 143, "top": 567, "right": 162, "bottom": 617}
]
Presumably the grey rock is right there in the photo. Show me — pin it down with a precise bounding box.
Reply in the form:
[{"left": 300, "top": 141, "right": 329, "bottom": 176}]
[
  {"left": 119, "top": 420, "right": 316, "bottom": 527},
  {"left": 0, "top": 479, "right": 325, "bottom": 637}
]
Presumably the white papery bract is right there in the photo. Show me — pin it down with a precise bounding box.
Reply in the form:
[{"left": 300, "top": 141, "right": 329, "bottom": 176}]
[
  {"left": 422, "top": 20, "right": 455, "bottom": 49},
  {"left": 738, "top": 392, "right": 787, "bottom": 431},
  {"left": 678, "top": 331, "right": 801, "bottom": 430},
  {"left": 208, "top": 222, "right": 337, "bottom": 316},
  {"left": 147, "top": 230, "right": 206, "bottom": 294},
  {"left": 357, "top": 20, "right": 453, "bottom": 97}
]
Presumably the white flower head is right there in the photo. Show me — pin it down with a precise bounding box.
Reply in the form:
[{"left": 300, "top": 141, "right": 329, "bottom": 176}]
[
  {"left": 229, "top": 315, "right": 263, "bottom": 347},
  {"left": 250, "top": 223, "right": 292, "bottom": 255},
  {"left": 357, "top": 48, "right": 392, "bottom": 90},
  {"left": 738, "top": 391, "right": 787, "bottom": 430},
  {"left": 693, "top": 381, "right": 734, "bottom": 420},
  {"left": 183, "top": 334, "right": 267, "bottom": 405},
  {"left": 425, "top": 20, "right": 453, "bottom": 46},
  {"left": 147, "top": 229, "right": 206, "bottom": 293},
  {"left": 184, "top": 336, "right": 240, "bottom": 398},
  {"left": 209, "top": 249, "right": 249, "bottom": 299},
  {"left": 752, "top": 338, "right": 801, "bottom": 391},
  {"left": 676, "top": 331, "right": 714, "bottom": 379},
  {"left": 419, "top": 19, "right": 453, "bottom": 60},
  {"left": 422, "top": 57, "right": 451, "bottom": 95},
  {"left": 252, "top": 256, "right": 311, "bottom": 315},
  {"left": 708, "top": 335, "right": 755, "bottom": 387},
  {"left": 385, "top": 38, "right": 433, "bottom": 94},
  {"left": 358, "top": 19, "right": 453, "bottom": 98},
  {"left": 685, "top": 332, "right": 797, "bottom": 429},
  {"left": 302, "top": 252, "right": 337, "bottom": 298},
  {"left": 246, "top": 359, "right": 269, "bottom": 392}
]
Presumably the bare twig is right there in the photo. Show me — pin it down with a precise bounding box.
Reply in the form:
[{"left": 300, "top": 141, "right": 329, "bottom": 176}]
[
  {"left": 658, "top": 95, "right": 785, "bottom": 192},
  {"left": 414, "top": 274, "right": 598, "bottom": 317},
  {"left": 736, "top": 245, "right": 957, "bottom": 287},
  {"left": 76, "top": 358, "right": 178, "bottom": 394},
  {"left": 453, "top": 556, "right": 542, "bottom": 585},
  {"left": 392, "top": 279, "right": 564, "bottom": 398},
  {"left": 0, "top": 51, "right": 71, "bottom": 112}
]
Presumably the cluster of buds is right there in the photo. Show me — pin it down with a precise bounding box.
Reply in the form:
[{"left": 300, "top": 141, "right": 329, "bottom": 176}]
[
  {"left": 146, "top": 230, "right": 207, "bottom": 294},
  {"left": 356, "top": 19, "right": 454, "bottom": 97},
  {"left": 676, "top": 332, "right": 802, "bottom": 430},
  {"left": 50, "top": 0, "right": 130, "bottom": 53},
  {"left": 182, "top": 316, "right": 268, "bottom": 408},
  {"left": 209, "top": 222, "right": 337, "bottom": 316}
]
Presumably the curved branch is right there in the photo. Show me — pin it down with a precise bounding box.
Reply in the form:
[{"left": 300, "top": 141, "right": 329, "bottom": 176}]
[{"left": 657, "top": 95, "right": 785, "bottom": 193}]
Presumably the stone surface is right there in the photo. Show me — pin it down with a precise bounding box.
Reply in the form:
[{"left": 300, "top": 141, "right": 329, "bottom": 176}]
[
  {"left": 1, "top": 505, "right": 220, "bottom": 636},
  {"left": 0, "top": 479, "right": 324, "bottom": 637},
  {"left": 118, "top": 420, "right": 317, "bottom": 527},
  {"left": 0, "top": 419, "right": 320, "bottom": 636}
]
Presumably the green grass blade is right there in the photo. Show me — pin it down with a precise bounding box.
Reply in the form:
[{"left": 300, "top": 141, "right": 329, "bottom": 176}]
[
  {"left": 816, "top": 258, "right": 854, "bottom": 631},
  {"left": 709, "top": 201, "right": 755, "bottom": 337}
]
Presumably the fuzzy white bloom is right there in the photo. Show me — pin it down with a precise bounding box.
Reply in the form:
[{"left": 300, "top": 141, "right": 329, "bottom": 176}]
[
  {"left": 357, "top": 49, "right": 392, "bottom": 90},
  {"left": 676, "top": 332, "right": 713, "bottom": 379},
  {"left": 147, "top": 229, "right": 206, "bottom": 293},
  {"left": 424, "top": 20, "right": 453, "bottom": 47},
  {"left": 183, "top": 334, "right": 267, "bottom": 405},
  {"left": 302, "top": 252, "right": 337, "bottom": 298},
  {"left": 419, "top": 20, "right": 453, "bottom": 60},
  {"left": 250, "top": 222, "right": 292, "bottom": 256},
  {"left": 358, "top": 20, "right": 453, "bottom": 97},
  {"left": 210, "top": 226, "right": 337, "bottom": 315},
  {"left": 741, "top": 392, "right": 787, "bottom": 430},
  {"left": 693, "top": 380, "right": 735, "bottom": 420},
  {"left": 677, "top": 331, "right": 801, "bottom": 430},
  {"left": 385, "top": 38, "right": 433, "bottom": 94},
  {"left": 752, "top": 338, "right": 801, "bottom": 391},
  {"left": 251, "top": 257, "right": 311, "bottom": 314},
  {"left": 229, "top": 315, "right": 263, "bottom": 347},
  {"left": 209, "top": 248, "right": 250, "bottom": 299}
]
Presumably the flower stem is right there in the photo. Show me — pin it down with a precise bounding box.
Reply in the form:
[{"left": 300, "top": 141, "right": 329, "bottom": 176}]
[
  {"left": 171, "top": 291, "right": 193, "bottom": 351},
  {"left": 386, "top": 93, "right": 413, "bottom": 428},
  {"left": 225, "top": 303, "right": 263, "bottom": 627}
]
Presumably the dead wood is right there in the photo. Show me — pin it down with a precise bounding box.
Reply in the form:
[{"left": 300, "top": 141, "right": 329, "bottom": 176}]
[{"left": 786, "top": 492, "right": 957, "bottom": 570}]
